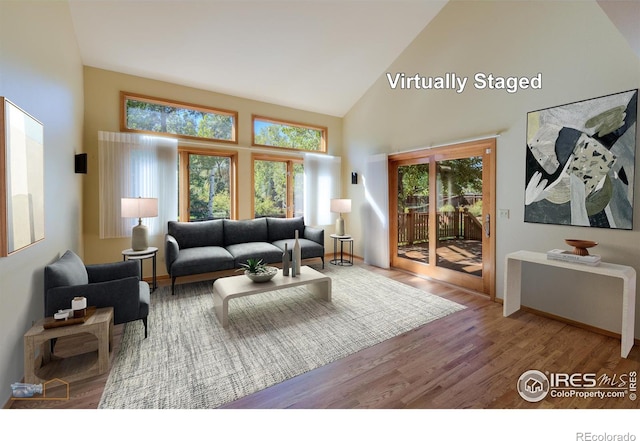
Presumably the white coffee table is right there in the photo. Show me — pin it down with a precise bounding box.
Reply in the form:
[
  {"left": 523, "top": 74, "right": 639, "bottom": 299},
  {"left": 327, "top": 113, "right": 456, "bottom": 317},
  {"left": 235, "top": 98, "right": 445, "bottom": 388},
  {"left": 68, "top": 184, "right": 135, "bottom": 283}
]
[{"left": 212, "top": 266, "right": 332, "bottom": 327}]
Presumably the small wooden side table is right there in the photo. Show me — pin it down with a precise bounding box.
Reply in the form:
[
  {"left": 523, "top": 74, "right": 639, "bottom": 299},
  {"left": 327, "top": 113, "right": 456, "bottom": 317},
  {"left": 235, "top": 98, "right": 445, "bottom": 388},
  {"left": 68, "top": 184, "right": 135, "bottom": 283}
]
[
  {"left": 122, "top": 246, "right": 158, "bottom": 291},
  {"left": 23, "top": 307, "right": 114, "bottom": 384}
]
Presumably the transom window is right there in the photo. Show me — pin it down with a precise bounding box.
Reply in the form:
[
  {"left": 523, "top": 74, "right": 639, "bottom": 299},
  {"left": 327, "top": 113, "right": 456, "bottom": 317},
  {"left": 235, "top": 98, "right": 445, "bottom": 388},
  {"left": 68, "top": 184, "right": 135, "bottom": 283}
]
[
  {"left": 252, "top": 115, "right": 326, "bottom": 153},
  {"left": 122, "top": 92, "right": 238, "bottom": 143}
]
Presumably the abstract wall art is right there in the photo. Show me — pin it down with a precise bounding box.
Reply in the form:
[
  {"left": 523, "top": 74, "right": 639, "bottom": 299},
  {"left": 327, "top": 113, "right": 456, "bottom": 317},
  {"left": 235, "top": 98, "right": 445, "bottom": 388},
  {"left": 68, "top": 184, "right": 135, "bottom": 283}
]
[
  {"left": 0, "top": 97, "right": 45, "bottom": 256},
  {"left": 525, "top": 89, "right": 637, "bottom": 229}
]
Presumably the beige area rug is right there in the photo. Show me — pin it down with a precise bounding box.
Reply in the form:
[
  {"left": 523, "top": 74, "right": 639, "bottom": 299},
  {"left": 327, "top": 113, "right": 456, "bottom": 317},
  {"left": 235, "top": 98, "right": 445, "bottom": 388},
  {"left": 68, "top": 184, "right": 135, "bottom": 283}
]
[{"left": 98, "top": 264, "right": 465, "bottom": 409}]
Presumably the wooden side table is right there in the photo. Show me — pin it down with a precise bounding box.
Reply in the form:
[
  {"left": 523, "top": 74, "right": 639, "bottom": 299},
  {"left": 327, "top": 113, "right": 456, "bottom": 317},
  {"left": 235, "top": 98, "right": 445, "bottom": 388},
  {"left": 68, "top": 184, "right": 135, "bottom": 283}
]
[
  {"left": 23, "top": 307, "right": 114, "bottom": 384},
  {"left": 123, "top": 246, "right": 158, "bottom": 291}
]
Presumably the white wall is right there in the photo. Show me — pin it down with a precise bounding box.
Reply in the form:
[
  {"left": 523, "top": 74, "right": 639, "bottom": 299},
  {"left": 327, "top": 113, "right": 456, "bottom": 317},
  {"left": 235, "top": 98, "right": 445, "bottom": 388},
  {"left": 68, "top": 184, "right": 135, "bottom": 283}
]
[
  {"left": 343, "top": 1, "right": 640, "bottom": 336},
  {"left": 0, "top": 1, "right": 84, "bottom": 404}
]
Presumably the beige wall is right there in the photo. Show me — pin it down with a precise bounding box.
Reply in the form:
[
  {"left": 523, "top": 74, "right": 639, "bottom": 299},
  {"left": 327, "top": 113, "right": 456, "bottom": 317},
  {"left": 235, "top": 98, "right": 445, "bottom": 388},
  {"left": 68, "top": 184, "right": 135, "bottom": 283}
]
[
  {"left": 343, "top": 1, "right": 640, "bottom": 336},
  {"left": 82, "top": 67, "right": 343, "bottom": 274},
  {"left": 0, "top": 1, "right": 84, "bottom": 403}
]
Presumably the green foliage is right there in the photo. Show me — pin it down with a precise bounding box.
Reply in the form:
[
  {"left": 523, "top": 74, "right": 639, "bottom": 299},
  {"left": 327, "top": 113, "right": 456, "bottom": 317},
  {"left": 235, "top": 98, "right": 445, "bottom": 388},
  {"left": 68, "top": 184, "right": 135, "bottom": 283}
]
[
  {"left": 254, "top": 121, "right": 321, "bottom": 151},
  {"left": 468, "top": 200, "right": 483, "bottom": 217},
  {"left": 238, "top": 258, "right": 267, "bottom": 274},
  {"left": 254, "top": 160, "right": 287, "bottom": 218},
  {"left": 188, "top": 154, "right": 231, "bottom": 221},
  {"left": 125, "top": 99, "right": 234, "bottom": 141}
]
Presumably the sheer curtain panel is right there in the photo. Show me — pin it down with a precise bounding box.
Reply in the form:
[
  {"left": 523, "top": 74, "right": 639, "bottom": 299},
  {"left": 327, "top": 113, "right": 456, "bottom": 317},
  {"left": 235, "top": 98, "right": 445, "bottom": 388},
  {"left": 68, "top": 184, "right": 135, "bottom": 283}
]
[
  {"left": 98, "top": 131, "right": 178, "bottom": 239},
  {"left": 303, "top": 153, "right": 341, "bottom": 226},
  {"left": 364, "top": 153, "right": 390, "bottom": 268}
]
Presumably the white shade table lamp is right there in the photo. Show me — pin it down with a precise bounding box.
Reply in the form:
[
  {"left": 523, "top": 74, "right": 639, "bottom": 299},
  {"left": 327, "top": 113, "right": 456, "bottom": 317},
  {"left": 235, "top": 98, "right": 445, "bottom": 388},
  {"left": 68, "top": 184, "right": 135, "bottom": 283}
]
[
  {"left": 121, "top": 197, "right": 158, "bottom": 251},
  {"left": 330, "top": 198, "right": 351, "bottom": 236}
]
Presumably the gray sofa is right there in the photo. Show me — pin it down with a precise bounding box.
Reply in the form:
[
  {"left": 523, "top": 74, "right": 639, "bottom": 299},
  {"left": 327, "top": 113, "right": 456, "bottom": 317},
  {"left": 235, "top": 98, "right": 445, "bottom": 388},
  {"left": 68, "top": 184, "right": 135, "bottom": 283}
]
[{"left": 165, "top": 216, "right": 324, "bottom": 294}]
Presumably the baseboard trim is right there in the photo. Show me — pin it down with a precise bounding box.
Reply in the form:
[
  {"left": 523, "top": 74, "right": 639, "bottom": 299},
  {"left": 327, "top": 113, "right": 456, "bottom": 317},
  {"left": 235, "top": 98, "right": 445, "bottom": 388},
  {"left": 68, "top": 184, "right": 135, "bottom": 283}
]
[{"left": 518, "top": 305, "right": 640, "bottom": 346}]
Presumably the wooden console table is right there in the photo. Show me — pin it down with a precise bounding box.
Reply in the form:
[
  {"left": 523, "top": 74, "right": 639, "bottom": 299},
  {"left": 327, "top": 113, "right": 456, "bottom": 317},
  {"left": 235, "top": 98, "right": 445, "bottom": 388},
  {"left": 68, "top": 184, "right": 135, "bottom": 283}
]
[{"left": 504, "top": 250, "right": 636, "bottom": 358}]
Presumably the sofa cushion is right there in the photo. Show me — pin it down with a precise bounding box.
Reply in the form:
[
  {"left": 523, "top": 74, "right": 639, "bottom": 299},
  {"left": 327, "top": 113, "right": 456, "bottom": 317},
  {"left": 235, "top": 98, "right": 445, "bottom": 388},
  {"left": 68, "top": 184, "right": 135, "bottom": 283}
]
[
  {"left": 225, "top": 242, "right": 284, "bottom": 266},
  {"left": 44, "top": 250, "right": 89, "bottom": 291},
  {"left": 170, "top": 246, "right": 235, "bottom": 277},
  {"left": 266, "top": 216, "right": 305, "bottom": 242},
  {"left": 223, "top": 218, "right": 268, "bottom": 246},
  {"left": 272, "top": 238, "right": 325, "bottom": 260},
  {"left": 168, "top": 220, "right": 224, "bottom": 249}
]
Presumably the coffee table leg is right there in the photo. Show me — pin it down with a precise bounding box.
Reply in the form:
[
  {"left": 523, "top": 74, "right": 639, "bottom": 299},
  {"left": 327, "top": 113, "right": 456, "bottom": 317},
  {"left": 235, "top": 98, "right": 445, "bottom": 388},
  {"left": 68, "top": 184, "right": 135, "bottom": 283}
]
[
  {"left": 213, "top": 290, "right": 229, "bottom": 328},
  {"left": 96, "top": 321, "right": 110, "bottom": 375},
  {"left": 308, "top": 279, "right": 332, "bottom": 302}
]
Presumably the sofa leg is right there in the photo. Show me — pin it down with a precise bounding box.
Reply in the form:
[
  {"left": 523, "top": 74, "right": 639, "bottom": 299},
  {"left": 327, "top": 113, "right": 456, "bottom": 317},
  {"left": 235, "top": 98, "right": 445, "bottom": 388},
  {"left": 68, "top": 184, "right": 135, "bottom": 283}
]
[
  {"left": 142, "top": 317, "right": 148, "bottom": 339},
  {"left": 321, "top": 256, "right": 325, "bottom": 269},
  {"left": 171, "top": 277, "right": 176, "bottom": 295}
]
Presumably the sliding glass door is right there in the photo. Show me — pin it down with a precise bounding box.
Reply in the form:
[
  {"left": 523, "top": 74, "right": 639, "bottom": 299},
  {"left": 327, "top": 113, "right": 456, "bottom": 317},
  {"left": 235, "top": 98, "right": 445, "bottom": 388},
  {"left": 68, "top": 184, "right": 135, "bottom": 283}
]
[{"left": 389, "top": 139, "right": 495, "bottom": 297}]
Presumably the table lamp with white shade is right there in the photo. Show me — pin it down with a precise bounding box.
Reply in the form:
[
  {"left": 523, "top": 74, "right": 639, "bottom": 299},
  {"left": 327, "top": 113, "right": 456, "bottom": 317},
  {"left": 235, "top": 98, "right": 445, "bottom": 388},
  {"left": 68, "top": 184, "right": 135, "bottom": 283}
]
[
  {"left": 121, "top": 197, "right": 158, "bottom": 251},
  {"left": 330, "top": 198, "right": 351, "bottom": 236}
]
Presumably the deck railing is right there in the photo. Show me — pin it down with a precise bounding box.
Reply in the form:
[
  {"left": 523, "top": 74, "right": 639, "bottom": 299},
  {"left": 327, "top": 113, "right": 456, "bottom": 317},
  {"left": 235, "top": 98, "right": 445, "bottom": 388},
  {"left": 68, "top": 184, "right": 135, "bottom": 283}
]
[{"left": 398, "top": 208, "right": 483, "bottom": 245}]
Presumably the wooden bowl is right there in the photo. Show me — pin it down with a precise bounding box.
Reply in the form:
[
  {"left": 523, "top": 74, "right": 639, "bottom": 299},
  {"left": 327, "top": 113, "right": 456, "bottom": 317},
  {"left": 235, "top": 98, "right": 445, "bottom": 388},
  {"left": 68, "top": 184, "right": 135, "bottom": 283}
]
[{"left": 565, "top": 239, "right": 598, "bottom": 256}]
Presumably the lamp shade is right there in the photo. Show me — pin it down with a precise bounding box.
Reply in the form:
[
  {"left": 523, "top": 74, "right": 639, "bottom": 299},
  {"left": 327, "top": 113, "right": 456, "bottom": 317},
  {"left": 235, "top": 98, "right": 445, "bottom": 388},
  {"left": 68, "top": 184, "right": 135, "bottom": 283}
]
[
  {"left": 330, "top": 198, "right": 351, "bottom": 214},
  {"left": 121, "top": 197, "right": 158, "bottom": 219}
]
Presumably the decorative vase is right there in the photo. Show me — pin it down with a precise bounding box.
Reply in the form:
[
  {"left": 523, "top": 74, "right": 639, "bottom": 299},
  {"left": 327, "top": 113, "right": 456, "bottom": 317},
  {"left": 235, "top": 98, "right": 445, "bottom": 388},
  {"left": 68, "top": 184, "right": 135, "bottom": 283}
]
[
  {"left": 282, "top": 243, "right": 290, "bottom": 276},
  {"left": 294, "top": 230, "right": 301, "bottom": 274}
]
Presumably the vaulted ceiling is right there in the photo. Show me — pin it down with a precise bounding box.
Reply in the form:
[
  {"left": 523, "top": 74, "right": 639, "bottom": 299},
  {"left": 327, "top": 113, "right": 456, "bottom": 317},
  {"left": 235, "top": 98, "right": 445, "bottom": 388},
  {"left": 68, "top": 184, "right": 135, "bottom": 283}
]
[{"left": 68, "top": 1, "right": 638, "bottom": 118}]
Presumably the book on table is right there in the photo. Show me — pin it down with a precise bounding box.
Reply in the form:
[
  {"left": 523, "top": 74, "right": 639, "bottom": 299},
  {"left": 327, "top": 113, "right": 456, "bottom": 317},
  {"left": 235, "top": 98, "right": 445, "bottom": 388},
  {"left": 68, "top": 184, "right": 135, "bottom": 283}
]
[{"left": 546, "top": 249, "right": 601, "bottom": 266}]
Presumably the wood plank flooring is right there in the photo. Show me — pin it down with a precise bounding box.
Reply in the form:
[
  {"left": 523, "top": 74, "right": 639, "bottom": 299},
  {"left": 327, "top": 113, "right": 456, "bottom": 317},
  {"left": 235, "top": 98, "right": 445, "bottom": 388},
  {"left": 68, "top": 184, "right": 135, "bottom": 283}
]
[{"left": 7, "top": 261, "right": 640, "bottom": 409}]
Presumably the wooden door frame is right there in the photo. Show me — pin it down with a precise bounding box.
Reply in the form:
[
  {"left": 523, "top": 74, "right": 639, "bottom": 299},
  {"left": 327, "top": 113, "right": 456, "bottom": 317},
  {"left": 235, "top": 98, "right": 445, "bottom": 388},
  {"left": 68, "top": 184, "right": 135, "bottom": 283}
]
[{"left": 389, "top": 138, "right": 496, "bottom": 299}]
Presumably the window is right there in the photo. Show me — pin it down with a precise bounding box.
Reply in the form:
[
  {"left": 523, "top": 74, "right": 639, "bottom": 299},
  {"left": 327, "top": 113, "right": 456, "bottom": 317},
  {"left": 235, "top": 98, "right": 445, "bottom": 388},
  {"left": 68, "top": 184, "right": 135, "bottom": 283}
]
[
  {"left": 122, "top": 92, "right": 238, "bottom": 144},
  {"left": 178, "top": 149, "right": 237, "bottom": 221},
  {"left": 252, "top": 115, "right": 326, "bottom": 152},
  {"left": 252, "top": 154, "right": 303, "bottom": 218}
]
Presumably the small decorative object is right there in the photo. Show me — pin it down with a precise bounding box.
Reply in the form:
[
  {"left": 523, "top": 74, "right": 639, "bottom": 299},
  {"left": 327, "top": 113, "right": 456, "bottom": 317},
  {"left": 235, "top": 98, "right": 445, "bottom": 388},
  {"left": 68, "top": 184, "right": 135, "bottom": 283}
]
[
  {"left": 238, "top": 258, "right": 277, "bottom": 283},
  {"left": 11, "top": 382, "right": 42, "bottom": 398},
  {"left": 282, "top": 243, "right": 290, "bottom": 276},
  {"left": 54, "top": 310, "right": 71, "bottom": 320},
  {"left": 293, "top": 230, "right": 302, "bottom": 274},
  {"left": 71, "top": 296, "right": 87, "bottom": 318},
  {"left": 564, "top": 239, "right": 598, "bottom": 256}
]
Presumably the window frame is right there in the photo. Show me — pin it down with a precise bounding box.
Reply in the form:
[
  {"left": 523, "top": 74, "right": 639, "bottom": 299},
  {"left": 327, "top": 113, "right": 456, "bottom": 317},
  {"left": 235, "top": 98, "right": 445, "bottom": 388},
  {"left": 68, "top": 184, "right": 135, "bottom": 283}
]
[
  {"left": 252, "top": 115, "right": 327, "bottom": 153},
  {"left": 178, "top": 147, "right": 238, "bottom": 222},
  {"left": 251, "top": 153, "right": 304, "bottom": 219},
  {"left": 121, "top": 92, "right": 238, "bottom": 144}
]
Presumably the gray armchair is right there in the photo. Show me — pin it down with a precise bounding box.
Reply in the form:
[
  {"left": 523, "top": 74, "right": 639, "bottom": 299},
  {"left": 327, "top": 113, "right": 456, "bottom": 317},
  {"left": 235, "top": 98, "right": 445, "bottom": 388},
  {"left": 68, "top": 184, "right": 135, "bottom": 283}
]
[{"left": 44, "top": 250, "right": 150, "bottom": 338}]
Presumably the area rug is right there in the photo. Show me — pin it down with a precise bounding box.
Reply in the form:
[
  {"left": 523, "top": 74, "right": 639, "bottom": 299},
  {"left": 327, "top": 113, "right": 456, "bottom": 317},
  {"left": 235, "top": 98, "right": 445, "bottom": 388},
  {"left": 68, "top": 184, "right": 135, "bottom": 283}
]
[{"left": 98, "top": 264, "right": 465, "bottom": 409}]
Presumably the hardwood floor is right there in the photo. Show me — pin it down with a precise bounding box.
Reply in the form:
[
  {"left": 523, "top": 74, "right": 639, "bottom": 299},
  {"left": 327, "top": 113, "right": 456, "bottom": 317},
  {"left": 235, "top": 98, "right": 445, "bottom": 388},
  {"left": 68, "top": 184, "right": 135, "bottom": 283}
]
[{"left": 7, "top": 261, "right": 640, "bottom": 409}]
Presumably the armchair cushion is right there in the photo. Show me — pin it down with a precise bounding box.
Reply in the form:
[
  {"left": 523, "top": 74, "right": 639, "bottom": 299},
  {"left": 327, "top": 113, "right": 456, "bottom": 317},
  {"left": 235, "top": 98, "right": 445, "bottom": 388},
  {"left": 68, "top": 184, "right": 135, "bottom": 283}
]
[{"left": 44, "top": 250, "right": 88, "bottom": 291}]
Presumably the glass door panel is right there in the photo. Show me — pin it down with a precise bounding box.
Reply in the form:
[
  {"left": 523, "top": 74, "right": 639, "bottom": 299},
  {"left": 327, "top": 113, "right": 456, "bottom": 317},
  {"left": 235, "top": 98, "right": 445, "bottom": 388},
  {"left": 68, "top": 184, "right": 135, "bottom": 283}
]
[
  {"left": 396, "top": 163, "right": 430, "bottom": 265},
  {"left": 435, "top": 157, "right": 483, "bottom": 276}
]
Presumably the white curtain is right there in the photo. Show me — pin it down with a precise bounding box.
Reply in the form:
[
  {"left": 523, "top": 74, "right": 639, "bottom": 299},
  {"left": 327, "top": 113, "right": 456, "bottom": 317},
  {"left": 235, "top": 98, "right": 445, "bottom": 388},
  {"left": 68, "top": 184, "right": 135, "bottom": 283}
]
[
  {"left": 303, "top": 153, "right": 341, "bottom": 226},
  {"left": 363, "top": 153, "right": 390, "bottom": 268},
  {"left": 98, "top": 131, "right": 178, "bottom": 239}
]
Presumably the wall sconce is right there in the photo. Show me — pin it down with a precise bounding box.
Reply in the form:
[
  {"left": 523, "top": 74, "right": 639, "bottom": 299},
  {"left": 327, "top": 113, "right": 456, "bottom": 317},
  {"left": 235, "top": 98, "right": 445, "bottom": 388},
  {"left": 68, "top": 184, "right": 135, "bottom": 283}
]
[
  {"left": 75, "top": 153, "right": 87, "bottom": 174},
  {"left": 351, "top": 172, "right": 358, "bottom": 185}
]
